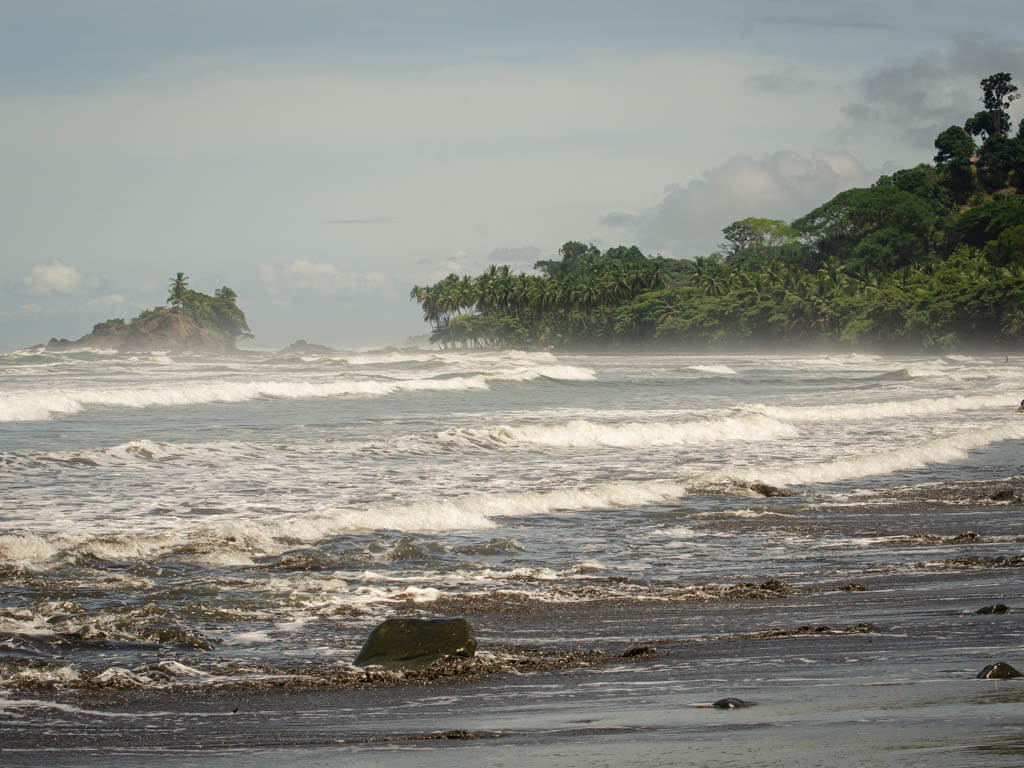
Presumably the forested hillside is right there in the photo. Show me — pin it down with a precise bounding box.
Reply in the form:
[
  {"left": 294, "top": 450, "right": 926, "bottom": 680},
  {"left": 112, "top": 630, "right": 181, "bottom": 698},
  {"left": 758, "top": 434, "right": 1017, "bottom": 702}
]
[
  {"left": 45, "top": 273, "right": 252, "bottom": 352},
  {"left": 411, "top": 74, "right": 1024, "bottom": 351}
]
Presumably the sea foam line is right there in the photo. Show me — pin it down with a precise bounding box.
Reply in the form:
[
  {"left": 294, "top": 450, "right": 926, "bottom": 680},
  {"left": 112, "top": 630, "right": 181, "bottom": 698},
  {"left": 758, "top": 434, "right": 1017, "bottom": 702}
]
[
  {"left": 1, "top": 361, "right": 598, "bottom": 422},
  {"left": 437, "top": 414, "right": 796, "bottom": 449},
  {"left": 745, "top": 421, "right": 1024, "bottom": 488},
  {"left": 0, "top": 376, "right": 492, "bottom": 421},
  {"left": 0, "top": 377, "right": 459, "bottom": 422},
  {"left": 743, "top": 392, "right": 1018, "bottom": 423},
  {"left": 3, "top": 424, "right": 1021, "bottom": 569}
]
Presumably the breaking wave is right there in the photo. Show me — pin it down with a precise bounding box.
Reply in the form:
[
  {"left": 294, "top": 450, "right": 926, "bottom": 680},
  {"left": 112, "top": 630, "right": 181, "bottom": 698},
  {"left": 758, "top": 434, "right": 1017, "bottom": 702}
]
[
  {"left": 742, "top": 392, "right": 1018, "bottom": 422},
  {"left": 3, "top": 423, "right": 1021, "bottom": 570},
  {"left": 0, "top": 362, "right": 593, "bottom": 422},
  {"left": 436, "top": 414, "right": 796, "bottom": 449},
  {"left": 683, "top": 364, "right": 738, "bottom": 376}
]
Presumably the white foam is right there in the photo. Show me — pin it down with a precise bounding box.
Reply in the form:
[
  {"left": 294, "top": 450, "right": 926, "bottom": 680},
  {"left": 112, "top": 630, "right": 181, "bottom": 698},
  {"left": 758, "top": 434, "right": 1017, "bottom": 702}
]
[
  {"left": 684, "top": 364, "right": 738, "bottom": 375},
  {"left": 743, "top": 392, "right": 1017, "bottom": 423},
  {"left": 0, "top": 533, "right": 63, "bottom": 566},
  {"left": 437, "top": 414, "right": 796, "bottom": 449},
  {"left": 5, "top": 423, "right": 1022, "bottom": 571},
  {"left": 0, "top": 354, "right": 599, "bottom": 422},
  {"left": 693, "top": 509, "right": 794, "bottom": 519},
  {"left": 745, "top": 422, "right": 1024, "bottom": 488},
  {"left": 651, "top": 525, "right": 699, "bottom": 539},
  {"left": 0, "top": 375, "right": 493, "bottom": 422},
  {"left": 397, "top": 586, "right": 442, "bottom": 603},
  {"left": 490, "top": 364, "right": 596, "bottom": 382}
]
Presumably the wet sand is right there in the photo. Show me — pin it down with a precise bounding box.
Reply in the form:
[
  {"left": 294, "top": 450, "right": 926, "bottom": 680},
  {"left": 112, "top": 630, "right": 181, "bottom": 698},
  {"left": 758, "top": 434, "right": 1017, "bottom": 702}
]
[{"left": 3, "top": 565, "right": 1022, "bottom": 768}]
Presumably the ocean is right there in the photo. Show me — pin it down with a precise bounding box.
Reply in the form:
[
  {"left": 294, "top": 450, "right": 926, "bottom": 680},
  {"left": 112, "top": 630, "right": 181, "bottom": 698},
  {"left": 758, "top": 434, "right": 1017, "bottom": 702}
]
[{"left": 1, "top": 347, "right": 1022, "bottom": 767}]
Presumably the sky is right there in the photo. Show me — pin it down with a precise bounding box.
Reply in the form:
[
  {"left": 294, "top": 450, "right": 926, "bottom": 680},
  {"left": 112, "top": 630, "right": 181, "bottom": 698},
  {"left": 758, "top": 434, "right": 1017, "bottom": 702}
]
[{"left": 2, "top": 1, "right": 1024, "bottom": 351}]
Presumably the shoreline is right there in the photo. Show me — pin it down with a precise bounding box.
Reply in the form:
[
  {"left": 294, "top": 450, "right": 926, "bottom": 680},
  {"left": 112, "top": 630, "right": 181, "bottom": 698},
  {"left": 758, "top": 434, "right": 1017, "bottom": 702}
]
[{"left": 3, "top": 565, "right": 1022, "bottom": 767}]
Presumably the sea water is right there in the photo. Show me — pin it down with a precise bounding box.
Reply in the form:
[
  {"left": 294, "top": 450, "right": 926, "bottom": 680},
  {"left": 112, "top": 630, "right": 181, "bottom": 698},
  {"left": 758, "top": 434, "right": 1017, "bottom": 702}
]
[{"left": 1, "top": 347, "right": 1022, "bottom": 763}]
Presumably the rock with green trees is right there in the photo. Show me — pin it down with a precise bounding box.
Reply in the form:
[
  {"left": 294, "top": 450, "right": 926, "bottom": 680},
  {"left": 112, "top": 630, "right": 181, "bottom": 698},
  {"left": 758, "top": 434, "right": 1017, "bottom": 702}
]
[
  {"left": 411, "top": 73, "right": 1024, "bottom": 352},
  {"left": 45, "top": 274, "right": 253, "bottom": 353}
]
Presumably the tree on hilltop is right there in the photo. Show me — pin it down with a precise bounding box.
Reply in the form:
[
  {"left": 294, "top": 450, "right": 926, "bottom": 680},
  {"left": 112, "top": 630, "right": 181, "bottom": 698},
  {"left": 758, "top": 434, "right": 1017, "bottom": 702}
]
[
  {"left": 965, "top": 73, "right": 1019, "bottom": 141},
  {"left": 168, "top": 272, "right": 189, "bottom": 312},
  {"left": 980, "top": 72, "right": 1020, "bottom": 138}
]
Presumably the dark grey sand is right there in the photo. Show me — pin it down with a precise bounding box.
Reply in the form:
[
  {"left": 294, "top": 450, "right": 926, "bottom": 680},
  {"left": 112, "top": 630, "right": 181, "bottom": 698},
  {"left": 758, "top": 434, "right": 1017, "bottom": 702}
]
[{"left": 2, "top": 567, "right": 1022, "bottom": 768}]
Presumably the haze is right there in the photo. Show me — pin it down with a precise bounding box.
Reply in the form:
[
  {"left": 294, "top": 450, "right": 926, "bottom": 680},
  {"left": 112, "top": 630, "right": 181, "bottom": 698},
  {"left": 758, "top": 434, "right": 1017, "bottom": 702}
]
[{"left": 2, "top": 1, "right": 1023, "bottom": 350}]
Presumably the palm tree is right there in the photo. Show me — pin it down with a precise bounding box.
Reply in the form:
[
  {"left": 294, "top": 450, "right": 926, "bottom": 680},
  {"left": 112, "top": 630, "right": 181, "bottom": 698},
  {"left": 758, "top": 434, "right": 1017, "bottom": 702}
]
[
  {"left": 187, "top": 292, "right": 217, "bottom": 325},
  {"left": 168, "top": 273, "right": 189, "bottom": 312}
]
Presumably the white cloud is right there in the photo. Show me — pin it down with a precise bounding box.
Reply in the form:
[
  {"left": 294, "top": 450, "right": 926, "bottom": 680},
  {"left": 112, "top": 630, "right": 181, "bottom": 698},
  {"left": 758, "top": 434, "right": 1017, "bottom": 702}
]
[
  {"left": 285, "top": 259, "right": 342, "bottom": 288},
  {"left": 0, "top": 48, "right": 809, "bottom": 159},
  {"left": 834, "top": 34, "right": 1024, "bottom": 155},
  {"left": 415, "top": 246, "right": 544, "bottom": 282},
  {"left": 84, "top": 294, "right": 129, "bottom": 314},
  {"left": 22, "top": 261, "right": 86, "bottom": 296},
  {"left": 602, "top": 150, "right": 878, "bottom": 258},
  {"left": 266, "top": 259, "right": 395, "bottom": 297},
  {"left": 427, "top": 250, "right": 474, "bottom": 279}
]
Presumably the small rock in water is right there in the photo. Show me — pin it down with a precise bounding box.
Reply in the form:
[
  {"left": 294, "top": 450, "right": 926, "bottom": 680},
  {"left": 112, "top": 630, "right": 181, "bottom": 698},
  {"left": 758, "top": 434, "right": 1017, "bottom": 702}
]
[
  {"left": 431, "top": 730, "right": 478, "bottom": 740},
  {"left": 950, "top": 530, "right": 982, "bottom": 542},
  {"left": 353, "top": 617, "right": 476, "bottom": 669},
  {"left": 977, "top": 662, "right": 1022, "bottom": 679},
  {"left": 975, "top": 603, "right": 1009, "bottom": 615},
  {"left": 759, "top": 578, "right": 791, "bottom": 594},
  {"left": 747, "top": 483, "right": 793, "bottom": 497},
  {"left": 712, "top": 697, "right": 753, "bottom": 709},
  {"left": 621, "top": 645, "right": 657, "bottom": 659}
]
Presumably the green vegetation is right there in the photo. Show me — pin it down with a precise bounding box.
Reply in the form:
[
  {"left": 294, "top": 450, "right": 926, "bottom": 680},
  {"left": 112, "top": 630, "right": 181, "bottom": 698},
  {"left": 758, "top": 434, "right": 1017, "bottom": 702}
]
[
  {"left": 162, "top": 276, "right": 252, "bottom": 344},
  {"left": 103, "top": 276, "right": 252, "bottom": 345},
  {"left": 411, "top": 74, "right": 1024, "bottom": 351}
]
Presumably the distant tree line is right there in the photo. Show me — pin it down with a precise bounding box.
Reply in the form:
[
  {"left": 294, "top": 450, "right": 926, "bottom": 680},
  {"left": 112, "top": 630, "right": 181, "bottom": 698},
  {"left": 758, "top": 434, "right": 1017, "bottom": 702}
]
[{"left": 411, "top": 73, "right": 1024, "bottom": 351}]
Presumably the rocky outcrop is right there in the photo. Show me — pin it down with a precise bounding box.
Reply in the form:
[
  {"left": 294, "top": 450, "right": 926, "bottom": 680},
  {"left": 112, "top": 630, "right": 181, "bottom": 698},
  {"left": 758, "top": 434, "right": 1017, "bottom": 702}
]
[
  {"left": 975, "top": 603, "right": 1010, "bottom": 614},
  {"left": 273, "top": 339, "right": 339, "bottom": 357},
  {"left": 746, "top": 483, "right": 794, "bottom": 497},
  {"left": 46, "top": 309, "right": 235, "bottom": 354},
  {"left": 977, "top": 662, "right": 1022, "bottom": 679},
  {"left": 353, "top": 617, "right": 477, "bottom": 669},
  {"left": 713, "top": 697, "right": 753, "bottom": 709},
  {"left": 620, "top": 645, "right": 657, "bottom": 659}
]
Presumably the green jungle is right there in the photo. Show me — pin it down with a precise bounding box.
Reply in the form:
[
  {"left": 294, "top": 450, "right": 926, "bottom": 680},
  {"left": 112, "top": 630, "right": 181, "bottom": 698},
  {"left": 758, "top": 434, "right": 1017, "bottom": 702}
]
[
  {"left": 96, "top": 272, "right": 253, "bottom": 348},
  {"left": 410, "top": 73, "right": 1024, "bottom": 352}
]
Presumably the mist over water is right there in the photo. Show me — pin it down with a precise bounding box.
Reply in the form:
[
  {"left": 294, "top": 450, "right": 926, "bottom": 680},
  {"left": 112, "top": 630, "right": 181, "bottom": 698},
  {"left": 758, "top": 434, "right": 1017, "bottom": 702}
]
[{"left": 1, "top": 347, "right": 1023, "bottom": 762}]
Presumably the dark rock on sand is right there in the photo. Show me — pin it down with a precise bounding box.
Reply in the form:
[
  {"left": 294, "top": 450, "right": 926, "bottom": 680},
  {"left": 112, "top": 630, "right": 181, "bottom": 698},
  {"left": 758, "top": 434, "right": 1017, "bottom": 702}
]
[
  {"left": 977, "top": 662, "right": 1022, "bottom": 679},
  {"left": 757, "top": 578, "right": 791, "bottom": 594},
  {"left": 941, "top": 555, "right": 1024, "bottom": 568},
  {"left": 716, "top": 578, "right": 795, "bottom": 601},
  {"left": 713, "top": 697, "right": 753, "bottom": 709},
  {"left": 418, "top": 730, "right": 480, "bottom": 741},
  {"left": 975, "top": 603, "right": 1010, "bottom": 615},
  {"left": 728, "top": 623, "right": 876, "bottom": 641},
  {"left": 988, "top": 488, "right": 1018, "bottom": 502},
  {"left": 353, "top": 617, "right": 476, "bottom": 669},
  {"left": 262, "top": 548, "right": 334, "bottom": 571},
  {"left": 621, "top": 645, "right": 657, "bottom": 659}
]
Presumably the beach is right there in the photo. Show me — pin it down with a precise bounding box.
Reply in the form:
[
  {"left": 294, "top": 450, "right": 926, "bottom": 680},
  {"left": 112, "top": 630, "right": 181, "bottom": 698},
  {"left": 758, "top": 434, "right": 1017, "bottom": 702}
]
[{"left": 1, "top": 349, "right": 1022, "bottom": 766}]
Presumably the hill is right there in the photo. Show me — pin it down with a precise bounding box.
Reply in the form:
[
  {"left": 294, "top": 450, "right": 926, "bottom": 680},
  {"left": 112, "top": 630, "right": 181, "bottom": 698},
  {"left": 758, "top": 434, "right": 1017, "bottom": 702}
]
[
  {"left": 410, "top": 73, "right": 1024, "bottom": 352},
  {"left": 45, "top": 274, "right": 252, "bottom": 353}
]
